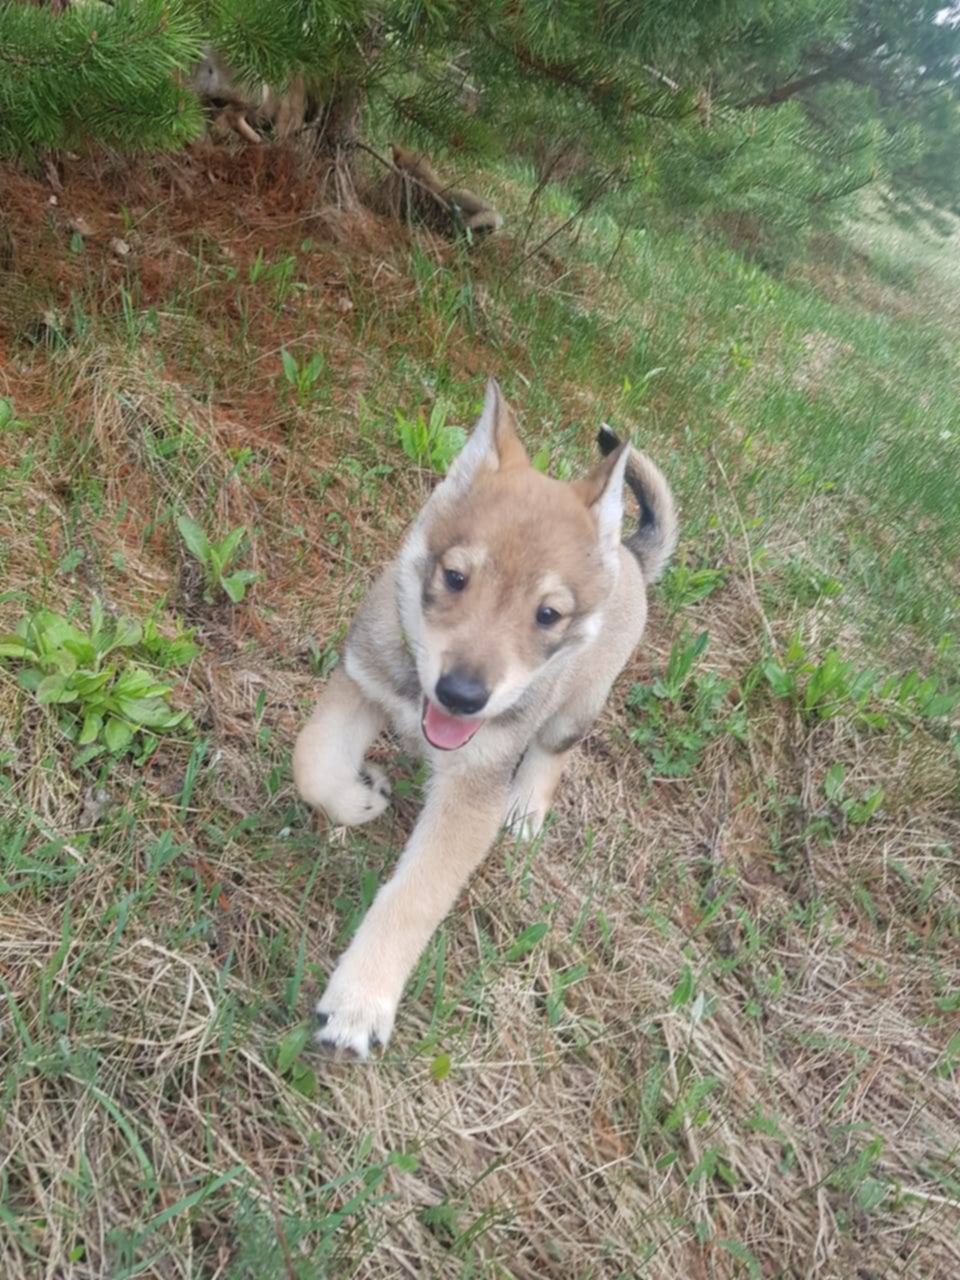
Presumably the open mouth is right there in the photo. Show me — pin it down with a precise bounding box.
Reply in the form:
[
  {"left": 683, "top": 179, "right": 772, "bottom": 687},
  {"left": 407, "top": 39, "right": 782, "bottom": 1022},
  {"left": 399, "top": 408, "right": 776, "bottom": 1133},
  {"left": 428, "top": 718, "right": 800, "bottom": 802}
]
[{"left": 421, "top": 699, "right": 484, "bottom": 751}]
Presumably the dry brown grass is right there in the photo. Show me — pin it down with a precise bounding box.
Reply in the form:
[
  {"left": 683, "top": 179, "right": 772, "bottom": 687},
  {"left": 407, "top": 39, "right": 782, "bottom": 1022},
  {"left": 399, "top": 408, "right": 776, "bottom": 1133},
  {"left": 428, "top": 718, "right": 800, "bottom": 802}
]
[{"left": 1, "top": 155, "right": 958, "bottom": 1279}]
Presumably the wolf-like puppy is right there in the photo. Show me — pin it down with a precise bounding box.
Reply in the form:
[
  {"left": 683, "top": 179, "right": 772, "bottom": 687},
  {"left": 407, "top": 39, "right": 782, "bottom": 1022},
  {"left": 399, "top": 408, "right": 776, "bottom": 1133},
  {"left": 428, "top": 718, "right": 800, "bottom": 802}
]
[
  {"left": 388, "top": 144, "right": 504, "bottom": 237},
  {"left": 189, "top": 45, "right": 307, "bottom": 144},
  {"left": 294, "top": 379, "right": 677, "bottom": 1056}
]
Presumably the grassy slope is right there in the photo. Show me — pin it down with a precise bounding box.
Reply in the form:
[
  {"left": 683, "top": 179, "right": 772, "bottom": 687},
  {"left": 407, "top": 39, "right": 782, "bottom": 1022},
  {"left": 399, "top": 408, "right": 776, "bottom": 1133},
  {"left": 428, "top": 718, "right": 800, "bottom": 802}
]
[{"left": 1, "top": 150, "right": 958, "bottom": 1279}]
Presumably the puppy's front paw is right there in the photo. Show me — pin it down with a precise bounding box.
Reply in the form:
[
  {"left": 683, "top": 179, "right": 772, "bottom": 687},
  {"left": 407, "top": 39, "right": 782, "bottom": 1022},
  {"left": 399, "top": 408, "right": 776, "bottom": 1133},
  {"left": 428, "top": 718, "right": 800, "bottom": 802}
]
[
  {"left": 315, "top": 977, "right": 397, "bottom": 1059},
  {"left": 506, "top": 803, "right": 547, "bottom": 843},
  {"left": 324, "top": 764, "right": 391, "bottom": 828}
]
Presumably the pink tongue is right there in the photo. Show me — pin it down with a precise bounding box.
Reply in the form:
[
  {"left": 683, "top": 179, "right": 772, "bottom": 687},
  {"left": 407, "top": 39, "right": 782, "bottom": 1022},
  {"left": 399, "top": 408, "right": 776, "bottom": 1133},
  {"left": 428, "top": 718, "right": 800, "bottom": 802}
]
[{"left": 422, "top": 700, "right": 482, "bottom": 750}]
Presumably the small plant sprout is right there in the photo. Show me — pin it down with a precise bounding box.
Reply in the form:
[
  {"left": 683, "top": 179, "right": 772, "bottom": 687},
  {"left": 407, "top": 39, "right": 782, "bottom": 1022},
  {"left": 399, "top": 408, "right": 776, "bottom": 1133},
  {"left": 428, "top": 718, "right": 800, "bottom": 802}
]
[
  {"left": 176, "top": 516, "right": 259, "bottom": 604},
  {"left": 628, "top": 631, "right": 746, "bottom": 778},
  {"left": 822, "top": 763, "right": 885, "bottom": 827},
  {"left": 280, "top": 348, "right": 327, "bottom": 405},
  {"left": 0, "top": 397, "right": 29, "bottom": 431},
  {"left": 755, "top": 634, "right": 960, "bottom": 728},
  {"left": 394, "top": 400, "right": 466, "bottom": 473},
  {"left": 0, "top": 600, "right": 192, "bottom": 763},
  {"left": 662, "top": 563, "right": 728, "bottom": 613}
]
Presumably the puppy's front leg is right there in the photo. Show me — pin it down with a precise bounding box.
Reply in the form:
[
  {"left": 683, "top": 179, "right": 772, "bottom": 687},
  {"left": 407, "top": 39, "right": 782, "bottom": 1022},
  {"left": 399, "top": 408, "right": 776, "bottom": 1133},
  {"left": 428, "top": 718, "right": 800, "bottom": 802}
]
[
  {"left": 293, "top": 666, "right": 391, "bottom": 827},
  {"left": 507, "top": 742, "right": 571, "bottom": 841},
  {"left": 316, "top": 768, "right": 509, "bottom": 1057}
]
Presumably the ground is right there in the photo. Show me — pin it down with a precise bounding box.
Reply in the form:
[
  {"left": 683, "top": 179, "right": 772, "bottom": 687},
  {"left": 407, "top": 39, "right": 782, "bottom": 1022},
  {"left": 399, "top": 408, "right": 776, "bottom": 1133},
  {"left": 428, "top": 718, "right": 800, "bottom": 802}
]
[{"left": 0, "top": 146, "right": 958, "bottom": 1279}]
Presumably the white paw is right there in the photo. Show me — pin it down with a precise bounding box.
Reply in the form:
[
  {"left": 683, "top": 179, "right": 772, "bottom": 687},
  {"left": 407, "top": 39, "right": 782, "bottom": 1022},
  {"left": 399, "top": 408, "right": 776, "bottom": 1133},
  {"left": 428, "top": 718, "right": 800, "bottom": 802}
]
[
  {"left": 323, "top": 764, "right": 391, "bottom": 828},
  {"left": 506, "top": 802, "right": 547, "bottom": 843},
  {"left": 315, "top": 980, "right": 397, "bottom": 1059}
]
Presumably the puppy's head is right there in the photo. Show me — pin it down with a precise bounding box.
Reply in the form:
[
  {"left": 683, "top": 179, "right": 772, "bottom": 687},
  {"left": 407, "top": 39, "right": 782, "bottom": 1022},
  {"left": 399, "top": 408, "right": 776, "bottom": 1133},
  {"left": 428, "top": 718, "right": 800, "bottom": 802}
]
[{"left": 398, "top": 379, "right": 630, "bottom": 750}]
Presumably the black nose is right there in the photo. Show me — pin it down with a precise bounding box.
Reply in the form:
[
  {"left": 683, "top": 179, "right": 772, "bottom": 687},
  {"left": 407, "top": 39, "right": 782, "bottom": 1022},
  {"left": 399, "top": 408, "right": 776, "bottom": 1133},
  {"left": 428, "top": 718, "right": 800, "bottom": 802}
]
[{"left": 435, "top": 669, "right": 489, "bottom": 716}]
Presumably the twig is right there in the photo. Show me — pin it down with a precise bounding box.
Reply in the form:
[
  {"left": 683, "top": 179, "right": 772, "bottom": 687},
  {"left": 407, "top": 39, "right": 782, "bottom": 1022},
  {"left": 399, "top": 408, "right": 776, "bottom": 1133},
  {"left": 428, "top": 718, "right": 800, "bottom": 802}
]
[{"left": 504, "top": 168, "right": 622, "bottom": 280}]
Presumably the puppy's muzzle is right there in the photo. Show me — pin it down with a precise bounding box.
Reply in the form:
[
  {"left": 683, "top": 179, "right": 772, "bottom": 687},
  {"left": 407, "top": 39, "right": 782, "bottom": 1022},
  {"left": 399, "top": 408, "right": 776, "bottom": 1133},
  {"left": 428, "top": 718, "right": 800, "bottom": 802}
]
[{"left": 434, "top": 668, "right": 490, "bottom": 717}]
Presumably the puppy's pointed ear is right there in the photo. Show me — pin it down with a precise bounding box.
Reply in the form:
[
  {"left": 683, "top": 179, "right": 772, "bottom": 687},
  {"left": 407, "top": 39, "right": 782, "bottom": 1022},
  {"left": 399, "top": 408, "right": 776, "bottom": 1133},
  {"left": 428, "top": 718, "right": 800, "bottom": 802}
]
[
  {"left": 571, "top": 441, "right": 629, "bottom": 568},
  {"left": 438, "top": 378, "right": 528, "bottom": 497}
]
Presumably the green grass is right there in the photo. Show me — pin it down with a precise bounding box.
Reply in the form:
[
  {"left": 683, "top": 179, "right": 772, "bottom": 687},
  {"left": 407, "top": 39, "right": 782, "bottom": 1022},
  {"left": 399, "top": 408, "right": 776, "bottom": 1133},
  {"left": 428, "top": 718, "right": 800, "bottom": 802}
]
[{"left": 0, "top": 154, "right": 958, "bottom": 1278}]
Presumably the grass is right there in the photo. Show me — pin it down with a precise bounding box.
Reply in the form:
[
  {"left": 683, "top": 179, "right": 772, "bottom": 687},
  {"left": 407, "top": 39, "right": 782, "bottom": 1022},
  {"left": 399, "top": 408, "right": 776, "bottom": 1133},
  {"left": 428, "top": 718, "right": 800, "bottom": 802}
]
[{"left": 0, "top": 147, "right": 958, "bottom": 1277}]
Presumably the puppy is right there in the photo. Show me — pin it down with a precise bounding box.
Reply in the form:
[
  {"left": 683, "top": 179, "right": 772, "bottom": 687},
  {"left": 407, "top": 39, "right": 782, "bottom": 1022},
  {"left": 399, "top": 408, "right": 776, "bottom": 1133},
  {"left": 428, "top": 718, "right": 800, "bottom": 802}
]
[
  {"left": 188, "top": 44, "right": 307, "bottom": 144},
  {"left": 294, "top": 379, "right": 677, "bottom": 1055},
  {"left": 387, "top": 144, "right": 504, "bottom": 237}
]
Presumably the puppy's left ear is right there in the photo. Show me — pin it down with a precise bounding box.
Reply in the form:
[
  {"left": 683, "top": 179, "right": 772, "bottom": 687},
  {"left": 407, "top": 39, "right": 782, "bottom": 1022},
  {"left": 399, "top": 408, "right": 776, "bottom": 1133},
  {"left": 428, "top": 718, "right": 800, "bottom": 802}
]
[
  {"left": 571, "top": 442, "right": 629, "bottom": 567},
  {"left": 440, "top": 378, "right": 528, "bottom": 498}
]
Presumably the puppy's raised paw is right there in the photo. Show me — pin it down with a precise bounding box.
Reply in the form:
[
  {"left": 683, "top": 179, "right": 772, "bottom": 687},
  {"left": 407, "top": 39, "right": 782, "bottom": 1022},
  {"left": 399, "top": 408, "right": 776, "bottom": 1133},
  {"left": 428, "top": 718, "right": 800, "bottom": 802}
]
[
  {"left": 315, "top": 987, "right": 396, "bottom": 1060},
  {"left": 505, "top": 803, "right": 547, "bottom": 844},
  {"left": 325, "top": 763, "right": 391, "bottom": 828}
]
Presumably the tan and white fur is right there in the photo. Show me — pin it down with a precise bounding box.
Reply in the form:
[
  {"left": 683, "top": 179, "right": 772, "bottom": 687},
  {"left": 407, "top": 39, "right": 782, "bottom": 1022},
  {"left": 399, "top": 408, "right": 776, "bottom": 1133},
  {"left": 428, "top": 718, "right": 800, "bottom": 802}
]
[
  {"left": 387, "top": 144, "right": 504, "bottom": 237},
  {"left": 188, "top": 45, "right": 307, "bottom": 145},
  {"left": 294, "top": 379, "right": 677, "bottom": 1056}
]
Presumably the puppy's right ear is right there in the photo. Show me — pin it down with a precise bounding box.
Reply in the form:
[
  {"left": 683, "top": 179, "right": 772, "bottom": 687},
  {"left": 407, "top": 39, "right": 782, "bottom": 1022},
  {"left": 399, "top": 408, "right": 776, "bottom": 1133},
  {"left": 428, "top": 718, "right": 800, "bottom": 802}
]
[{"left": 436, "top": 378, "right": 528, "bottom": 501}]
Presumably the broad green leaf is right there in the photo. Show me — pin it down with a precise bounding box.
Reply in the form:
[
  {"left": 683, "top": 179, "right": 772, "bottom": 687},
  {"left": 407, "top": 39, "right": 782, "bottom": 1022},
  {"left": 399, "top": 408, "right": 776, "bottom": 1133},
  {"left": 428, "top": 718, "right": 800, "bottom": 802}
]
[
  {"left": 115, "top": 698, "right": 184, "bottom": 729},
  {"left": 214, "top": 526, "right": 246, "bottom": 569},
  {"left": 277, "top": 1024, "right": 310, "bottom": 1075},
  {"left": 220, "top": 575, "right": 245, "bottom": 603},
  {"left": 79, "top": 711, "right": 104, "bottom": 745},
  {"left": 221, "top": 570, "right": 258, "bottom": 603},
  {"left": 104, "top": 717, "right": 134, "bottom": 753},
  {"left": 0, "top": 637, "right": 36, "bottom": 659},
  {"left": 504, "top": 922, "right": 548, "bottom": 962},
  {"left": 388, "top": 1150, "right": 420, "bottom": 1172},
  {"left": 290, "top": 1062, "right": 317, "bottom": 1099},
  {"left": 58, "top": 547, "right": 86, "bottom": 576},
  {"left": 823, "top": 763, "right": 845, "bottom": 801},
  {"left": 113, "top": 667, "right": 170, "bottom": 699},
  {"left": 851, "top": 787, "right": 884, "bottom": 824},
  {"left": 670, "top": 962, "right": 694, "bottom": 1007},
  {"left": 281, "top": 347, "right": 298, "bottom": 385},
  {"left": 531, "top": 446, "right": 551, "bottom": 473},
  {"left": 176, "top": 515, "right": 210, "bottom": 563},
  {"left": 36, "top": 674, "right": 77, "bottom": 704},
  {"left": 430, "top": 1053, "right": 451, "bottom": 1082},
  {"left": 33, "top": 614, "right": 81, "bottom": 653},
  {"left": 112, "top": 617, "right": 143, "bottom": 650},
  {"left": 90, "top": 595, "right": 105, "bottom": 637},
  {"left": 61, "top": 638, "right": 97, "bottom": 666},
  {"left": 52, "top": 648, "right": 78, "bottom": 676},
  {"left": 856, "top": 1176, "right": 887, "bottom": 1212},
  {"left": 921, "top": 691, "right": 960, "bottom": 718},
  {"left": 165, "top": 637, "right": 201, "bottom": 666},
  {"left": 71, "top": 671, "right": 112, "bottom": 697},
  {"left": 762, "top": 660, "right": 793, "bottom": 698}
]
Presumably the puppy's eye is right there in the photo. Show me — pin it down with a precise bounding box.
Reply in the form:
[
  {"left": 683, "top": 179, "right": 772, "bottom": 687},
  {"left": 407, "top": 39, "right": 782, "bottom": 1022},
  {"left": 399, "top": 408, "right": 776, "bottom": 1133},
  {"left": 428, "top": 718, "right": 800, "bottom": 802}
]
[
  {"left": 536, "top": 605, "right": 561, "bottom": 627},
  {"left": 443, "top": 568, "right": 467, "bottom": 592}
]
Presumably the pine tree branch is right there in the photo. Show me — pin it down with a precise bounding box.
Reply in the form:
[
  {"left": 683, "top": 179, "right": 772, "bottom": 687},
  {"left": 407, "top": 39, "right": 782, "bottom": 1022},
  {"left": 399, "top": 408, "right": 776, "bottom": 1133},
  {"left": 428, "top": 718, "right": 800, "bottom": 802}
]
[
  {"left": 483, "top": 29, "right": 690, "bottom": 121},
  {"left": 0, "top": 17, "right": 185, "bottom": 70},
  {"left": 739, "top": 40, "right": 885, "bottom": 107},
  {"left": 503, "top": 38, "right": 615, "bottom": 106}
]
